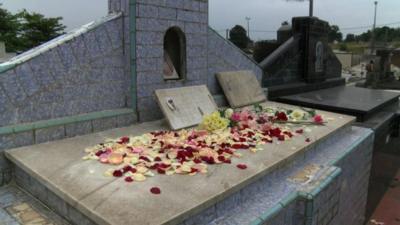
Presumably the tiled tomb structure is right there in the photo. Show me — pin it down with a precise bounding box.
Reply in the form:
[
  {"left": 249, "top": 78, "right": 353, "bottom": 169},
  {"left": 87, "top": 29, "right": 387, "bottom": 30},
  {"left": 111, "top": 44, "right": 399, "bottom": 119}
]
[
  {"left": 0, "top": 0, "right": 262, "bottom": 184},
  {"left": 260, "top": 17, "right": 345, "bottom": 99},
  {"left": 0, "top": 1, "right": 375, "bottom": 225}
]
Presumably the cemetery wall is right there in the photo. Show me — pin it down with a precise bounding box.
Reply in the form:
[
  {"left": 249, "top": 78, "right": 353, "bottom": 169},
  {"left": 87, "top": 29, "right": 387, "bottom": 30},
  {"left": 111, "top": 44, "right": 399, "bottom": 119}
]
[
  {"left": 0, "top": 14, "right": 134, "bottom": 185},
  {"left": 207, "top": 28, "right": 264, "bottom": 95}
]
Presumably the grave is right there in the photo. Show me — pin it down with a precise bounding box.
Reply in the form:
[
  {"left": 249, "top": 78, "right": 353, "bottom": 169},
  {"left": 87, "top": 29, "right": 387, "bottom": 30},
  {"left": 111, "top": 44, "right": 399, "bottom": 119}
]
[
  {"left": 0, "top": 2, "right": 378, "bottom": 225},
  {"left": 260, "top": 17, "right": 400, "bottom": 222},
  {"left": 357, "top": 48, "right": 400, "bottom": 90}
]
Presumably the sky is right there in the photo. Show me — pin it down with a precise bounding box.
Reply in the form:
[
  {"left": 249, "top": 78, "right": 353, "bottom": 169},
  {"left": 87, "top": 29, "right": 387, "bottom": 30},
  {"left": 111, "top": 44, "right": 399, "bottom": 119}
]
[{"left": 1, "top": 0, "right": 400, "bottom": 40}]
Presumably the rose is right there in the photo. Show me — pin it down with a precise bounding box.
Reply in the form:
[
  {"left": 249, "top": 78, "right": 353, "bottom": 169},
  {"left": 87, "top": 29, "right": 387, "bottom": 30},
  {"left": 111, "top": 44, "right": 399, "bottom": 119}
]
[
  {"left": 224, "top": 108, "right": 234, "bottom": 119},
  {"left": 276, "top": 112, "right": 288, "bottom": 121},
  {"left": 231, "top": 112, "right": 241, "bottom": 122},
  {"left": 313, "top": 115, "right": 324, "bottom": 124},
  {"left": 290, "top": 109, "right": 305, "bottom": 121}
]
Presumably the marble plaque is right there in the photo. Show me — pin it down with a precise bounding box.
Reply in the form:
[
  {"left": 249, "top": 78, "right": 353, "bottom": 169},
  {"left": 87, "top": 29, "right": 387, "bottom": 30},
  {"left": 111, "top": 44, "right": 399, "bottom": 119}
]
[
  {"left": 216, "top": 70, "right": 267, "bottom": 108},
  {"left": 155, "top": 85, "right": 218, "bottom": 130}
]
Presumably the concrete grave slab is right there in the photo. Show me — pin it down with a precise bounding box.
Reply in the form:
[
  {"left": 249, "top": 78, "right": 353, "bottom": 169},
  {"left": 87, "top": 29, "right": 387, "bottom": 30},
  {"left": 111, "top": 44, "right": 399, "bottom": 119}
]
[
  {"left": 155, "top": 85, "right": 218, "bottom": 130},
  {"left": 5, "top": 101, "right": 355, "bottom": 225},
  {"left": 216, "top": 70, "right": 267, "bottom": 108}
]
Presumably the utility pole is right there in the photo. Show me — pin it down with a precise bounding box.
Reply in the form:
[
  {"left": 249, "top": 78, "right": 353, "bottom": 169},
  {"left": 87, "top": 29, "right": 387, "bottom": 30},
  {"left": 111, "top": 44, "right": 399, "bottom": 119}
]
[
  {"left": 245, "top": 17, "right": 251, "bottom": 39},
  {"left": 309, "top": 0, "right": 314, "bottom": 17},
  {"left": 371, "top": 1, "right": 378, "bottom": 54}
]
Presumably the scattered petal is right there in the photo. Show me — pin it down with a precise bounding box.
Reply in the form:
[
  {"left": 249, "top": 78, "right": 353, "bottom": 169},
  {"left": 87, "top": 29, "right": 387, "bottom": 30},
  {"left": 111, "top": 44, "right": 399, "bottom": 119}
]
[
  {"left": 237, "top": 164, "right": 248, "bottom": 170},
  {"left": 150, "top": 187, "right": 161, "bottom": 195}
]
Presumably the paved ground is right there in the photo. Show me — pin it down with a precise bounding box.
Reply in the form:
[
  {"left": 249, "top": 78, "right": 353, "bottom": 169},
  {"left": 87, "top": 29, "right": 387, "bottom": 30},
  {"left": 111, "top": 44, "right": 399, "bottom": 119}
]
[
  {"left": 367, "top": 168, "right": 400, "bottom": 225},
  {"left": 0, "top": 184, "right": 69, "bottom": 225}
]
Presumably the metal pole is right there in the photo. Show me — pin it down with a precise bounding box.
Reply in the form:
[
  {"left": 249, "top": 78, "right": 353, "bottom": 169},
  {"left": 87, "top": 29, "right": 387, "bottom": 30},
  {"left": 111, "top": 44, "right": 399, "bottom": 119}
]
[
  {"left": 309, "top": 0, "right": 314, "bottom": 17},
  {"left": 245, "top": 17, "right": 251, "bottom": 39},
  {"left": 371, "top": 1, "right": 378, "bottom": 54}
]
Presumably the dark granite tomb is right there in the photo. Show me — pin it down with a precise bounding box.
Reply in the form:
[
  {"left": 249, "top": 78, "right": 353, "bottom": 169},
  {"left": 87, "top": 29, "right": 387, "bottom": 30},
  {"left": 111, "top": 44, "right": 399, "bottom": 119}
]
[{"left": 276, "top": 86, "right": 399, "bottom": 122}]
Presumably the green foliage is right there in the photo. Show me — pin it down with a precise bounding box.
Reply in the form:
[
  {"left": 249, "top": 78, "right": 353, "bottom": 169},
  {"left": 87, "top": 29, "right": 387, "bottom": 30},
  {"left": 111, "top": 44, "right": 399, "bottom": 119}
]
[
  {"left": 0, "top": 5, "right": 65, "bottom": 53},
  {"left": 0, "top": 5, "right": 21, "bottom": 52},
  {"left": 229, "top": 25, "right": 251, "bottom": 49},
  {"left": 328, "top": 25, "right": 342, "bottom": 43},
  {"left": 17, "top": 10, "right": 66, "bottom": 51},
  {"left": 253, "top": 40, "right": 279, "bottom": 63},
  {"left": 339, "top": 43, "right": 348, "bottom": 51}
]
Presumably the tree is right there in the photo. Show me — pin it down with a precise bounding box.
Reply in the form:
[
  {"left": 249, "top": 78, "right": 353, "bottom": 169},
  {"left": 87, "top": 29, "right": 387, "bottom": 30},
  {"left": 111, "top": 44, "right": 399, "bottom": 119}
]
[
  {"left": 229, "top": 25, "right": 250, "bottom": 49},
  {"left": 0, "top": 5, "right": 66, "bottom": 52},
  {"left": 0, "top": 4, "right": 21, "bottom": 52},
  {"left": 328, "top": 25, "right": 342, "bottom": 43},
  {"left": 17, "top": 10, "right": 66, "bottom": 51},
  {"left": 345, "top": 33, "right": 356, "bottom": 42}
]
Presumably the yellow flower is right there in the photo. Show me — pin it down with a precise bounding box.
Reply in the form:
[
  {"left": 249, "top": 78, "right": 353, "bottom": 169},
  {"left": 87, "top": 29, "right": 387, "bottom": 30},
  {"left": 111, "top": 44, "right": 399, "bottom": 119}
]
[
  {"left": 199, "top": 111, "right": 230, "bottom": 132},
  {"left": 290, "top": 109, "right": 305, "bottom": 121}
]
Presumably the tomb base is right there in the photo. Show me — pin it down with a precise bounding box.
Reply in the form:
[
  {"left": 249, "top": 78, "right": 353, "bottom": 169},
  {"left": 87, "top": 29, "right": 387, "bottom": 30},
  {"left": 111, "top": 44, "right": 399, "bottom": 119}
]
[{"left": 2, "top": 102, "right": 374, "bottom": 225}]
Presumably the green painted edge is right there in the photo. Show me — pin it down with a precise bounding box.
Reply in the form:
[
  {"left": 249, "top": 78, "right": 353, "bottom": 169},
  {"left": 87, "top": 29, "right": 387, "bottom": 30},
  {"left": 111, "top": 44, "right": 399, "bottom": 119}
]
[
  {"left": 0, "top": 63, "right": 17, "bottom": 74},
  {"left": 309, "top": 168, "right": 342, "bottom": 197},
  {"left": 249, "top": 218, "right": 263, "bottom": 225},
  {"left": 129, "top": 0, "right": 137, "bottom": 113},
  {"left": 0, "top": 109, "right": 135, "bottom": 135}
]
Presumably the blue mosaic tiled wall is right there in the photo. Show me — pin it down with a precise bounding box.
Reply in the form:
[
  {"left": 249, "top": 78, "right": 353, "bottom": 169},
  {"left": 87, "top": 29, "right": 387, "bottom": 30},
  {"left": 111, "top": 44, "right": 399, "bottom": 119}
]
[
  {"left": 0, "top": 15, "right": 129, "bottom": 128},
  {"left": 175, "top": 126, "right": 374, "bottom": 225}
]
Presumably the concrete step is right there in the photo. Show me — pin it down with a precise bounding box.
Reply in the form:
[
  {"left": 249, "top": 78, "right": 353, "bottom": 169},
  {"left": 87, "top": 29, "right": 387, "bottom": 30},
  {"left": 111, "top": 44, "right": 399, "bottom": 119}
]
[
  {"left": 3, "top": 105, "right": 355, "bottom": 225},
  {"left": 0, "top": 184, "right": 70, "bottom": 225}
]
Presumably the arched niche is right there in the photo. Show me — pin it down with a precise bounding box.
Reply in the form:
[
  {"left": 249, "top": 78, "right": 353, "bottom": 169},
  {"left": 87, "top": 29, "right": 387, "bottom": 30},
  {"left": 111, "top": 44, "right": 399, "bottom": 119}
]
[{"left": 163, "top": 27, "right": 186, "bottom": 80}]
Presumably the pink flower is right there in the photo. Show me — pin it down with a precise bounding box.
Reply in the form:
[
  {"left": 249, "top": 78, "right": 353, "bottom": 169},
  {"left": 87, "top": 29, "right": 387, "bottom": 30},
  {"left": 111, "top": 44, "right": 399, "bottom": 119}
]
[
  {"left": 231, "top": 112, "right": 241, "bottom": 122},
  {"left": 313, "top": 115, "right": 324, "bottom": 124}
]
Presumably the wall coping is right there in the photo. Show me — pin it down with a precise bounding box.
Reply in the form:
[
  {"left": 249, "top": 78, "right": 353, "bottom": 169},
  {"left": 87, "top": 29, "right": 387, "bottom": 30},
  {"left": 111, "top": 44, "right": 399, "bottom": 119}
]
[
  {"left": 0, "top": 108, "right": 134, "bottom": 136},
  {"left": 0, "top": 12, "right": 123, "bottom": 74}
]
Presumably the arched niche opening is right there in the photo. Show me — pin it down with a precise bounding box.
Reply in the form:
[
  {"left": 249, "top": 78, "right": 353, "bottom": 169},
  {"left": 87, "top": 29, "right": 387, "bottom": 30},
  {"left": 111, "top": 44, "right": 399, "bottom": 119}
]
[{"left": 163, "top": 27, "right": 186, "bottom": 80}]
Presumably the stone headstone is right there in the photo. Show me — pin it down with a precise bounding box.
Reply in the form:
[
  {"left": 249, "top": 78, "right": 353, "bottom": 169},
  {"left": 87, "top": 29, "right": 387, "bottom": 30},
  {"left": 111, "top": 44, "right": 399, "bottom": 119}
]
[
  {"left": 216, "top": 70, "right": 267, "bottom": 108},
  {"left": 155, "top": 85, "right": 218, "bottom": 130}
]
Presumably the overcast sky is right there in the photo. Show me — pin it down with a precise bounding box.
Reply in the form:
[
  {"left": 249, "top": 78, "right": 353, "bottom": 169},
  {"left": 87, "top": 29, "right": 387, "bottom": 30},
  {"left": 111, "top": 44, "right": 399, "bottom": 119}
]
[{"left": 1, "top": 0, "right": 400, "bottom": 40}]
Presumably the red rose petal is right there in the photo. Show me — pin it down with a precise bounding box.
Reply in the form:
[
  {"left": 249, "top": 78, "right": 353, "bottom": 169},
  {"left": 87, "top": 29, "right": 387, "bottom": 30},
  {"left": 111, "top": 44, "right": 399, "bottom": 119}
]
[
  {"left": 123, "top": 165, "right": 132, "bottom": 173},
  {"left": 119, "top": 136, "right": 130, "bottom": 144},
  {"left": 124, "top": 177, "right": 134, "bottom": 182},
  {"left": 296, "top": 129, "right": 304, "bottom": 134},
  {"left": 193, "top": 158, "right": 202, "bottom": 164},
  {"left": 154, "top": 157, "right": 162, "bottom": 162},
  {"left": 237, "top": 164, "right": 247, "bottom": 170},
  {"left": 113, "top": 170, "right": 123, "bottom": 177},
  {"left": 305, "top": 138, "right": 311, "bottom": 143},
  {"left": 224, "top": 159, "right": 232, "bottom": 164},
  {"left": 150, "top": 187, "right": 161, "bottom": 195}
]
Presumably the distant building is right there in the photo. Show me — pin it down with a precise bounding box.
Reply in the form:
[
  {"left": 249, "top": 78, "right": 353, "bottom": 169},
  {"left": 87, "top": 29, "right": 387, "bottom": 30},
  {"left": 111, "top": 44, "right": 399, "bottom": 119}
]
[{"left": 0, "top": 42, "right": 16, "bottom": 63}]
